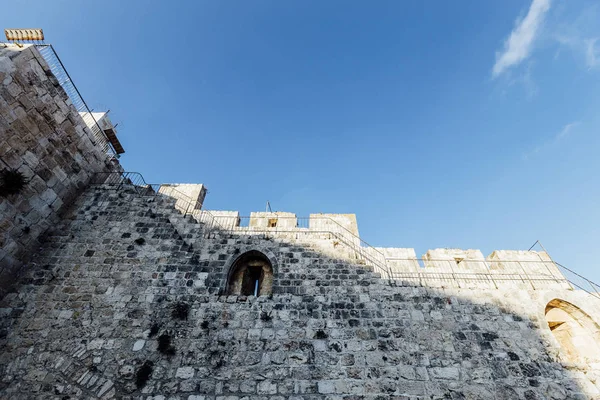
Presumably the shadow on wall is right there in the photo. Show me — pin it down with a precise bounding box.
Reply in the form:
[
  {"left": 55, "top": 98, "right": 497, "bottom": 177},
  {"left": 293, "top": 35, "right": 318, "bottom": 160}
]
[{"left": 0, "top": 185, "right": 599, "bottom": 399}]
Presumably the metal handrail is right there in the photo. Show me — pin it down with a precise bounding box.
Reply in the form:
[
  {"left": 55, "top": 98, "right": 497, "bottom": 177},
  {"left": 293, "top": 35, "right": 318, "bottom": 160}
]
[
  {"left": 193, "top": 214, "right": 392, "bottom": 278},
  {"left": 91, "top": 172, "right": 226, "bottom": 231},
  {"left": 90, "top": 171, "right": 392, "bottom": 277},
  {"left": 35, "top": 45, "right": 118, "bottom": 158},
  {"left": 89, "top": 171, "right": 600, "bottom": 294}
]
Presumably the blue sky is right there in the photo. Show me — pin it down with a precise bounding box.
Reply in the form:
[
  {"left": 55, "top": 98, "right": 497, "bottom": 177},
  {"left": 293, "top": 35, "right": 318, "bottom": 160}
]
[{"left": 5, "top": 0, "right": 600, "bottom": 282}]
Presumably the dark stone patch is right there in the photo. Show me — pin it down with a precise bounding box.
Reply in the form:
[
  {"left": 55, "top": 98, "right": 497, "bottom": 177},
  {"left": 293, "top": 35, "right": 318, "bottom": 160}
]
[
  {"left": 171, "top": 302, "right": 190, "bottom": 320},
  {"left": 519, "top": 363, "right": 541, "bottom": 377},
  {"left": 135, "top": 360, "right": 153, "bottom": 388},
  {"left": 157, "top": 334, "right": 176, "bottom": 355},
  {"left": 314, "top": 330, "right": 328, "bottom": 339}
]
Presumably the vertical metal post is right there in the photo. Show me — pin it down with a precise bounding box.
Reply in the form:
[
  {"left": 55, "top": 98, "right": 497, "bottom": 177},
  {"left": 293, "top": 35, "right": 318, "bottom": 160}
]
[
  {"left": 482, "top": 259, "right": 498, "bottom": 290},
  {"left": 535, "top": 241, "right": 565, "bottom": 284},
  {"left": 588, "top": 280, "right": 598, "bottom": 296},
  {"left": 447, "top": 259, "right": 461, "bottom": 289},
  {"left": 516, "top": 260, "right": 536, "bottom": 290}
]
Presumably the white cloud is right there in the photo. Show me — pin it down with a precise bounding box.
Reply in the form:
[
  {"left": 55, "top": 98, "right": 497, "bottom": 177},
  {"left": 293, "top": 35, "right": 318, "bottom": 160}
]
[
  {"left": 552, "top": 4, "right": 600, "bottom": 71},
  {"left": 522, "top": 121, "right": 580, "bottom": 160},
  {"left": 555, "top": 121, "right": 579, "bottom": 140},
  {"left": 585, "top": 38, "right": 599, "bottom": 69},
  {"left": 493, "top": 0, "right": 551, "bottom": 78}
]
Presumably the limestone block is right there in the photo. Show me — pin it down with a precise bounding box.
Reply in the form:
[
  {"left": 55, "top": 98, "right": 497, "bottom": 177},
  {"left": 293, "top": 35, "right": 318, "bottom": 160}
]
[
  {"left": 132, "top": 340, "right": 145, "bottom": 351},
  {"left": 7, "top": 81, "right": 23, "bottom": 98},
  {"left": 423, "top": 248, "right": 487, "bottom": 272},
  {"left": 176, "top": 367, "right": 195, "bottom": 379},
  {"left": 309, "top": 213, "right": 359, "bottom": 242},
  {"left": 257, "top": 381, "right": 277, "bottom": 394},
  {"left": 249, "top": 212, "right": 297, "bottom": 230},
  {"left": 372, "top": 247, "right": 420, "bottom": 274},
  {"left": 39, "top": 188, "right": 58, "bottom": 205},
  {"left": 0, "top": 54, "right": 16, "bottom": 76},
  {"left": 27, "top": 58, "right": 48, "bottom": 82},
  {"left": 193, "top": 210, "right": 240, "bottom": 230},
  {"left": 159, "top": 183, "right": 207, "bottom": 213},
  {"left": 488, "top": 250, "right": 565, "bottom": 280}
]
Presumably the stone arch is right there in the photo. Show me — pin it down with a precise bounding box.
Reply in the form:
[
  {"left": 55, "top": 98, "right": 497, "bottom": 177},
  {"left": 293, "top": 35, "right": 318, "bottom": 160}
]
[
  {"left": 545, "top": 298, "right": 600, "bottom": 363},
  {"left": 224, "top": 250, "right": 276, "bottom": 296}
]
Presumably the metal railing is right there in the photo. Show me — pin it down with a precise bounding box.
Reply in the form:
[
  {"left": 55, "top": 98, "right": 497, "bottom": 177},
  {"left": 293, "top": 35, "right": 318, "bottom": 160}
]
[
  {"left": 192, "top": 214, "right": 391, "bottom": 278},
  {"left": 90, "top": 171, "right": 225, "bottom": 231},
  {"left": 383, "top": 258, "right": 600, "bottom": 298},
  {"left": 35, "top": 44, "right": 118, "bottom": 158},
  {"left": 526, "top": 240, "right": 600, "bottom": 298},
  {"left": 555, "top": 262, "right": 600, "bottom": 298},
  {"left": 89, "top": 171, "right": 600, "bottom": 295},
  {"left": 91, "top": 171, "right": 159, "bottom": 193},
  {"left": 90, "top": 172, "right": 392, "bottom": 278},
  {"left": 384, "top": 257, "right": 568, "bottom": 289}
]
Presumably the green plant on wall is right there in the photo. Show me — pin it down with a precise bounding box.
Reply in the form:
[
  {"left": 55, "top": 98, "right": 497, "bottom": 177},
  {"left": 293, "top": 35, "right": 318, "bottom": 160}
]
[{"left": 0, "top": 169, "right": 29, "bottom": 197}]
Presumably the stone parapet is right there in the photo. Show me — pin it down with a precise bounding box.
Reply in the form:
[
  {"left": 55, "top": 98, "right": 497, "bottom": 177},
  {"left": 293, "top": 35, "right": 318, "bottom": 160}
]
[
  {"left": 176, "top": 208, "right": 570, "bottom": 288},
  {"left": 249, "top": 211, "right": 297, "bottom": 229},
  {"left": 157, "top": 183, "right": 206, "bottom": 213}
]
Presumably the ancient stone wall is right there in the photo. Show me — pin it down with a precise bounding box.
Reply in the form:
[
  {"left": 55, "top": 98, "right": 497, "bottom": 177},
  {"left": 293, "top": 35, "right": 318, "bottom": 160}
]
[
  {"left": 1, "top": 183, "right": 600, "bottom": 399},
  {"left": 0, "top": 44, "right": 116, "bottom": 294}
]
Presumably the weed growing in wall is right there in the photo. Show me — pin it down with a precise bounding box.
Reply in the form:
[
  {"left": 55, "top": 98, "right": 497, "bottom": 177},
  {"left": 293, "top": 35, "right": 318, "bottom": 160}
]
[
  {"left": 171, "top": 302, "right": 190, "bottom": 320},
  {"left": 135, "top": 360, "right": 153, "bottom": 388},
  {"left": 315, "top": 329, "right": 328, "bottom": 339},
  {"left": 148, "top": 323, "right": 160, "bottom": 338},
  {"left": 260, "top": 311, "right": 272, "bottom": 322},
  {"left": 157, "top": 334, "right": 176, "bottom": 355},
  {"left": 0, "top": 169, "right": 29, "bottom": 197}
]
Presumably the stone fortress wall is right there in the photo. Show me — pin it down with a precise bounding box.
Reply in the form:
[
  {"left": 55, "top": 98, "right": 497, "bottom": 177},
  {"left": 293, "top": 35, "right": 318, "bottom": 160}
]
[
  {"left": 2, "top": 41, "right": 600, "bottom": 399},
  {"left": 1, "top": 182, "right": 600, "bottom": 399},
  {"left": 0, "top": 43, "right": 118, "bottom": 294}
]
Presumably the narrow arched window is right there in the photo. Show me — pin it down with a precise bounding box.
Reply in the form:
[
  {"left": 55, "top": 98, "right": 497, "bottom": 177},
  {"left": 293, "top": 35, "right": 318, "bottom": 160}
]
[
  {"left": 545, "top": 299, "right": 600, "bottom": 363},
  {"left": 226, "top": 250, "right": 273, "bottom": 296}
]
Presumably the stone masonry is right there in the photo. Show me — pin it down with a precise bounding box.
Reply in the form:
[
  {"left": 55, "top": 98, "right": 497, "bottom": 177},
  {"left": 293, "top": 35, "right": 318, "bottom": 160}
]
[
  {"left": 2, "top": 41, "right": 600, "bottom": 400},
  {"left": 0, "top": 43, "right": 118, "bottom": 295},
  {"left": 1, "top": 184, "right": 600, "bottom": 399}
]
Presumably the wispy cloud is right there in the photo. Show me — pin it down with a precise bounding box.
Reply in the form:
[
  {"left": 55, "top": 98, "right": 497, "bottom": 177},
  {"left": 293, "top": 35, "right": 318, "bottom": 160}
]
[
  {"left": 552, "top": 4, "right": 600, "bottom": 71},
  {"left": 522, "top": 121, "right": 580, "bottom": 159},
  {"left": 585, "top": 38, "right": 599, "bottom": 69},
  {"left": 500, "top": 61, "right": 538, "bottom": 100},
  {"left": 554, "top": 34, "right": 600, "bottom": 70},
  {"left": 493, "top": 0, "right": 552, "bottom": 78},
  {"left": 555, "top": 121, "right": 579, "bottom": 140}
]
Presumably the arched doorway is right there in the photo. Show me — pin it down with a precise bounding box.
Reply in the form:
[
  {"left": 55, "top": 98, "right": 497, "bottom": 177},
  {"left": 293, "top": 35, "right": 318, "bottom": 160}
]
[
  {"left": 226, "top": 250, "right": 274, "bottom": 296},
  {"left": 545, "top": 299, "right": 600, "bottom": 363}
]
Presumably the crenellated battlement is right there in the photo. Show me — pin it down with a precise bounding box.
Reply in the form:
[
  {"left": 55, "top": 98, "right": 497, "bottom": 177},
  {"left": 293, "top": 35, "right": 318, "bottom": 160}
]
[
  {"left": 157, "top": 194, "right": 571, "bottom": 289},
  {"left": 155, "top": 182, "right": 571, "bottom": 289}
]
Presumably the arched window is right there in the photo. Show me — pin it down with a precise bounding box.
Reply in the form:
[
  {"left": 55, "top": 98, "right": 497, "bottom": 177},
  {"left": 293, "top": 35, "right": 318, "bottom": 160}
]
[
  {"left": 226, "top": 250, "right": 274, "bottom": 296},
  {"left": 545, "top": 299, "right": 600, "bottom": 363}
]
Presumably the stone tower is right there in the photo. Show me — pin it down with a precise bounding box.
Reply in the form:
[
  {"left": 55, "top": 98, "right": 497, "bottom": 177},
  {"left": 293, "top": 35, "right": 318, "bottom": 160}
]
[{"left": 2, "top": 41, "right": 600, "bottom": 400}]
